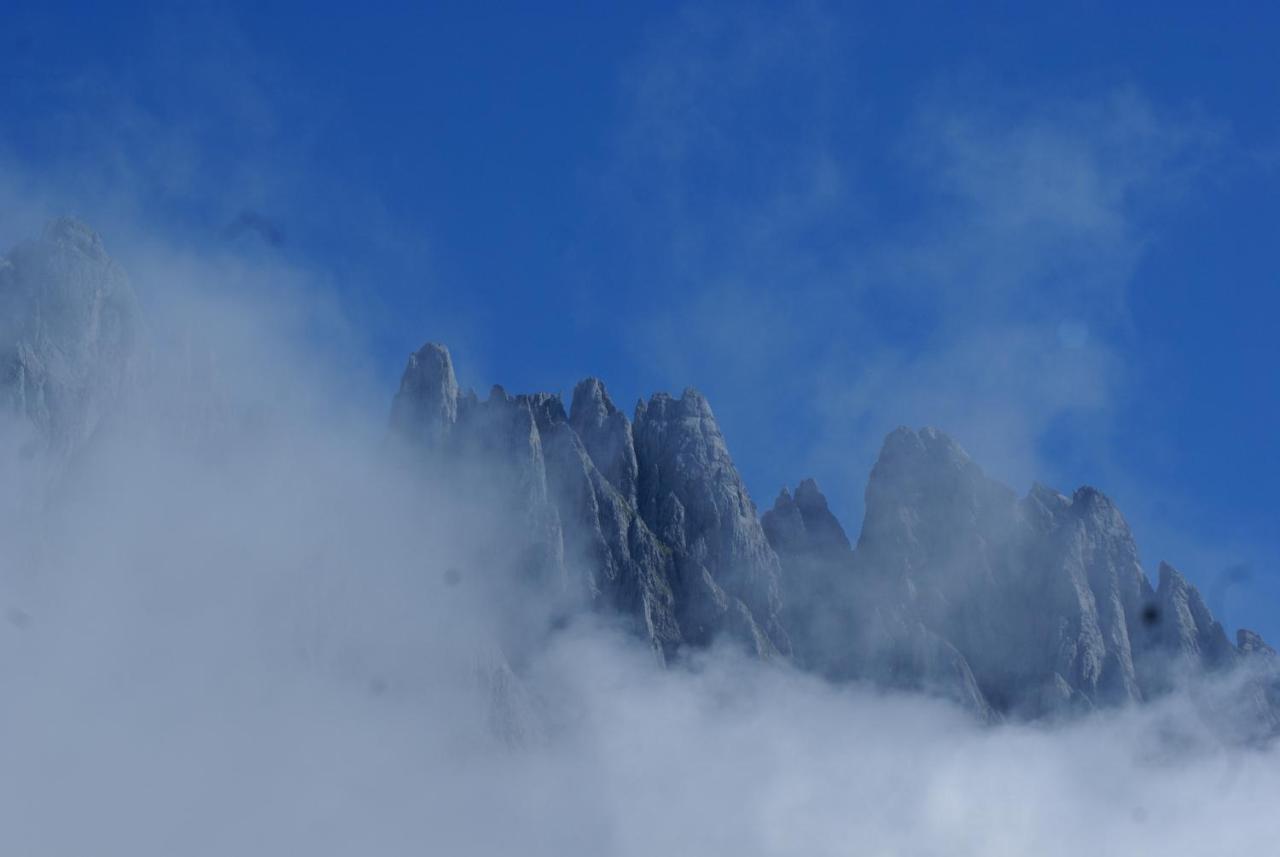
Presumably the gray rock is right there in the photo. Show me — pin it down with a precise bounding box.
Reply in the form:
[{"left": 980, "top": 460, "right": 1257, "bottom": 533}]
[
  {"left": 633, "top": 389, "right": 790, "bottom": 658},
  {"left": 768, "top": 426, "right": 1273, "bottom": 725},
  {"left": 1238, "top": 629, "right": 1277, "bottom": 658},
  {"left": 536, "top": 389, "right": 681, "bottom": 660},
  {"left": 1, "top": 218, "right": 137, "bottom": 458},
  {"left": 762, "top": 479, "right": 850, "bottom": 562},
  {"left": 1137, "top": 562, "right": 1237, "bottom": 690},
  {"left": 1231, "top": 628, "right": 1280, "bottom": 741},
  {"left": 766, "top": 475, "right": 993, "bottom": 720},
  {"left": 1013, "top": 483, "right": 1153, "bottom": 709},
  {"left": 8, "top": 220, "right": 1271, "bottom": 733},
  {"left": 389, "top": 342, "right": 458, "bottom": 448},
  {"left": 569, "top": 377, "right": 639, "bottom": 506},
  {"left": 389, "top": 346, "right": 787, "bottom": 662}
]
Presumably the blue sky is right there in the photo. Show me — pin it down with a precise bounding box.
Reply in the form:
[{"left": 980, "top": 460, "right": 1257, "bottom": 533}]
[{"left": 3, "top": 2, "right": 1278, "bottom": 639}]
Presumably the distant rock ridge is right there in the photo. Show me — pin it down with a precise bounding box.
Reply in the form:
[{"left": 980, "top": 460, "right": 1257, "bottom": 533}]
[
  {"left": 391, "top": 342, "right": 1275, "bottom": 732},
  {"left": 4, "top": 220, "right": 1274, "bottom": 737},
  {"left": 1, "top": 217, "right": 137, "bottom": 460},
  {"left": 389, "top": 342, "right": 788, "bottom": 662},
  {"left": 767, "top": 427, "right": 1275, "bottom": 724}
]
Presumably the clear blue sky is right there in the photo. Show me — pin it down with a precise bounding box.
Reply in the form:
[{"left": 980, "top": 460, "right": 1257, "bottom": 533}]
[{"left": 4, "top": 2, "right": 1278, "bottom": 639}]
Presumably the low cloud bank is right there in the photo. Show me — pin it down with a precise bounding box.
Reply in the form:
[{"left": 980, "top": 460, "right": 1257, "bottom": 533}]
[{"left": 1, "top": 236, "right": 1276, "bottom": 856}]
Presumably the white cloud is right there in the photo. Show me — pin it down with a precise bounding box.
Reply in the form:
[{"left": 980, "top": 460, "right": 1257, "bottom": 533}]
[
  {"left": 597, "top": 5, "right": 1223, "bottom": 524},
  {"left": 1, "top": 9, "right": 1272, "bottom": 855},
  {"left": 3, "top": 206, "right": 1274, "bottom": 856}
]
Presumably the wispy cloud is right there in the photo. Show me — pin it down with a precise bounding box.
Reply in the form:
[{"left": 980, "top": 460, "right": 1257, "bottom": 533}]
[
  {"left": 1, "top": 8, "right": 1275, "bottom": 854},
  {"left": 596, "top": 5, "right": 1224, "bottom": 531}
]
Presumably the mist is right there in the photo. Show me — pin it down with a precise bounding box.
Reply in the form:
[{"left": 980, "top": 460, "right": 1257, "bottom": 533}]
[{"left": 0, "top": 222, "right": 1276, "bottom": 857}]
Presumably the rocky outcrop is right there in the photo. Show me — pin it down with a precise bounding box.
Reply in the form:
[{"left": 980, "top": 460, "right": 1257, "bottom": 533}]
[
  {"left": 390, "top": 347, "right": 569, "bottom": 653},
  {"left": 389, "top": 342, "right": 459, "bottom": 447},
  {"left": 0, "top": 218, "right": 136, "bottom": 459},
  {"left": 765, "top": 474, "right": 994, "bottom": 720},
  {"left": 633, "top": 390, "right": 790, "bottom": 657},
  {"left": 569, "top": 378, "right": 639, "bottom": 505},
  {"left": 767, "top": 426, "right": 1278, "bottom": 728},
  {"left": 1239, "top": 629, "right": 1277, "bottom": 658},
  {"left": 389, "top": 345, "right": 786, "bottom": 661},
  {"left": 390, "top": 347, "right": 1274, "bottom": 728},
  {"left": 762, "top": 479, "right": 850, "bottom": 562},
  {"left": 1136, "top": 561, "right": 1238, "bottom": 690},
  {"left": 7, "top": 217, "right": 1271, "bottom": 731}
]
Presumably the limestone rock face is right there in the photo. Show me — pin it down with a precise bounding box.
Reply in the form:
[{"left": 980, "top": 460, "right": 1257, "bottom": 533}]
[
  {"left": 1012, "top": 483, "right": 1155, "bottom": 711},
  {"left": 853, "top": 429, "right": 1166, "bottom": 713},
  {"left": 767, "top": 426, "right": 1277, "bottom": 729},
  {"left": 390, "top": 351, "right": 568, "bottom": 630},
  {"left": 1, "top": 218, "right": 137, "bottom": 458},
  {"left": 536, "top": 389, "right": 681, "bottom": 660},
  {"left": 389, "top": 346, "right": 785, "bottom": 661},
  {"left": 569, "top": 377, "right": 639, "bottom": 506},
  {"left": 1138, "top": 562, "right": 1237, "bottom": 686},
  {"left": 1239, "top": 629, "right": 1277, "bottom": 658},
  {"left": 633, "top": 389, "right": 790, "bottom": 657},
  {"left": 386, "top": 340, "right": 1274, "bottom": 729},
  {"left": 1223, "top": 628, "right": 1280, "bottom": 743},
  {"left": 6, "top": 220, "right": 1273, "bottom": 731},
  {"left": 389, "top": 342, "right": 458, "bottom": 447},
  {"left": 765, "top": 475, "right": 993, "bottom": 720},
  {"left": 763, "top": 479, "right": 850, "bottom": 562}
]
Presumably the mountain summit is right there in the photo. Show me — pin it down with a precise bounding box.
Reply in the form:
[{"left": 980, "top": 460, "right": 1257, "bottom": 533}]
[
  {"left": 1, "top": 218, "right": 136, "bottom": 459},
  {"left": 3, "top": 220, "right": 1275, "bottom": 736},
  {"left": 388, "top": 339, "right": 1277, "bottom": 731}
]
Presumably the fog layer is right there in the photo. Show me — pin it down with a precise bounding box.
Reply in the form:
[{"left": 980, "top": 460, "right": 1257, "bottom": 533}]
[{"left": 1, "top": 225, "right": 1276, "bottom": 856}]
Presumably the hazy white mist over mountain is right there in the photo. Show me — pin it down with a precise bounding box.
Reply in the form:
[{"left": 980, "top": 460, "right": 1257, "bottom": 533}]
[{"left": 1, "top": 219, "right": 1277, "bottom": 856}]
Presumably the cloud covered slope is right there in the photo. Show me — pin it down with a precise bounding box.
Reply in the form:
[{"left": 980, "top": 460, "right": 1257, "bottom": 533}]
[{"left": 2, "top": 220, "right": 1279, "bottom": 855}]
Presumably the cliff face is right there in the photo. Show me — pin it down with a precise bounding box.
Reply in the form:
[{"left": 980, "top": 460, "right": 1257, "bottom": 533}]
[
  {"left": 389, "top": 343, "right": 787, "bottom": 662},
  {"left": 767, "top": 427, "right": 1275, "bottom": 724},
  {"left": 1, "top": 218, "right": 137, "bottom": 460},
  {"left": 389, "top": 342, "right": 1276, "bottom": 732},
  {"left": 5, "top": 219, "right": 1274, "bottom": 733}
]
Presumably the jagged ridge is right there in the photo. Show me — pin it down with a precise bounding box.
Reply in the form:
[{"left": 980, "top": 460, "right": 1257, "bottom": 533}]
[
  {"left": 3, "top": 220, "right": 1275, "bottom": 735},
  {"left": 389, "top": 342, "right": 789, "bottom": 662}
]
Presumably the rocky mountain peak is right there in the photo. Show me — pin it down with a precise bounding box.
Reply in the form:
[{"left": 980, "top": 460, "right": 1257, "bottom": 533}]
[
  {"left": 765, "top": 478, "right": 851, "bottom": 559},
  {"left": 632, "top": 384, "right": 789, "bottom": 656},
  {"left": 793, "top": 479, "right": 846, "bottom": 545},
  {"left": 569, "top": 377, "right": 616, "bottom": 420},
  {"left": 858, "top": 426, "right": 1017, "bottom": 578},
  {"left": 389, "top": 341, "right": 458, "bottom": 445},
  {"left": 569, "top": 376, "right": 638, "bottom": 504},
  {"left": 388, "top": 343, "right": 790, "bottom": 660},
  {"left": 520, "top": 392, "right": 567, "bottom": 432},
  {"left": 761, "top": 487, "right": 804, "bottom": 558},
  {"left": 41, "top": 216, "right": 108, "bottom": 258},
  {"left": 1, "top": 218, "right": 136, "bottom": 458},
  {"left": 6, "top": 219, "right": 1274, "bottom": 742},
  {"left": 1149, "top": 561, "right": 1235, "bottom": 667},
  {"left": 1238, "top": 629, "right": 1276, "bottom": 658}
]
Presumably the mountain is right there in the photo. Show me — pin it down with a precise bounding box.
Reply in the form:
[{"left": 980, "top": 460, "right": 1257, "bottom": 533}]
[
  {"left": 4, "top": 219, "right": 1275, "bottom": 737},
  {"left": 767, "top": 428, "right": 1273, "bottom": 724},
  {"left": 388, "top": 341, "right": 788, "bottom": 663},
  {"left": 0, "top": 218, "right": 136, "bottom": 461},
  {"left": 388, "top": 341, "right": 1276, "bottom": 731}
]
